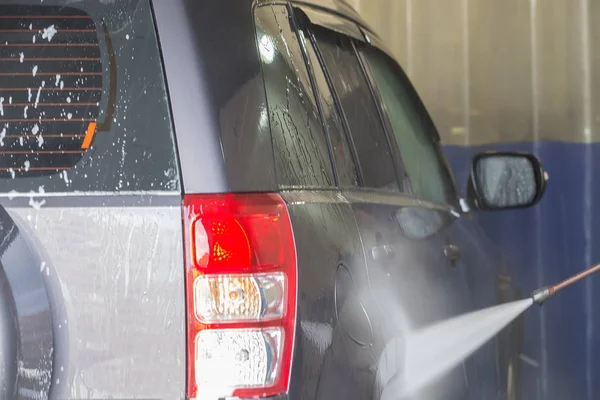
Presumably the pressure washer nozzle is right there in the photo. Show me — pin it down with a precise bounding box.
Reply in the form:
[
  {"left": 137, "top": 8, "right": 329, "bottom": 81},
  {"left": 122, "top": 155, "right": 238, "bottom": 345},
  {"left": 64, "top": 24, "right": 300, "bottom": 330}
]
[
  {"left": 531, "top": 286, "right": 551, "bottom": 305},
  {"left": 531, "top": 262, "right": 600, "bottom": 306}
]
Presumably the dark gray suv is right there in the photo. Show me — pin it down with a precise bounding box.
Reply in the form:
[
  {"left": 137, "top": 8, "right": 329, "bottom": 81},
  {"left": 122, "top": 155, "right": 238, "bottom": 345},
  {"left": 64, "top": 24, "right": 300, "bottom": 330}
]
[{"left": 0, "top": 0, "right": 547, "bottom": 399}]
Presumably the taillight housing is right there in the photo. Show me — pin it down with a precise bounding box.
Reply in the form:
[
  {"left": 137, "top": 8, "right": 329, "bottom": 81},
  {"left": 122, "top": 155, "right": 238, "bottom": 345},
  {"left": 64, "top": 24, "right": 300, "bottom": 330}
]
[{"left": 183, "top": 193, "right": 297, "bottom": 400}]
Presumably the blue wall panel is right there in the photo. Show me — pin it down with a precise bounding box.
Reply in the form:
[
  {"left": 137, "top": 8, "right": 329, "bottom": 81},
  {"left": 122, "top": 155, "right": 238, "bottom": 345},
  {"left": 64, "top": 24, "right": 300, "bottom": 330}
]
[{"left": 445, "top": 141, "right": 599, "bottom": 400}]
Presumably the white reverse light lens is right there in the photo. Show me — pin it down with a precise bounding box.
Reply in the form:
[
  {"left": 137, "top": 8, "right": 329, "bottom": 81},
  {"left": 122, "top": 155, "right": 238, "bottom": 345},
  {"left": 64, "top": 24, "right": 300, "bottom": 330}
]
[
  {"left": 195, "top": 328, "right": 283, "bottom": 399},
  {"left": 194, "top": 273, "right": 285, "bottom": 323}
]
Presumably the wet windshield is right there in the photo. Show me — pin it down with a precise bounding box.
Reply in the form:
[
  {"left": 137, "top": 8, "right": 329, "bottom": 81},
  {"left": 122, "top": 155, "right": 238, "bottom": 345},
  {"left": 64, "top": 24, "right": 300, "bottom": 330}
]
[{"left": 0, "top": 0, "right": 179, "bottom": 194}]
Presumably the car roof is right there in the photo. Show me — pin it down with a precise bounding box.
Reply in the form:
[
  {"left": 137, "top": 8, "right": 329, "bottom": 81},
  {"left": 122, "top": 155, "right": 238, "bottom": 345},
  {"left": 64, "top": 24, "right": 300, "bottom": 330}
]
[
  {"left": 260, "top": 0, "right": 379, "bottom": 38},
  {"left": 290, "top": 0, "right": 364, "bottom": 22}
]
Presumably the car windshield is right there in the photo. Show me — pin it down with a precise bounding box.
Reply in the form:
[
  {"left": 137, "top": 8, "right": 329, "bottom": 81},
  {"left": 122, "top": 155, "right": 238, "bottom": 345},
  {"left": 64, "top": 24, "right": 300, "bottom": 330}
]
[{"left": 0, "top": 0, "right": 179, "bottom": 194}]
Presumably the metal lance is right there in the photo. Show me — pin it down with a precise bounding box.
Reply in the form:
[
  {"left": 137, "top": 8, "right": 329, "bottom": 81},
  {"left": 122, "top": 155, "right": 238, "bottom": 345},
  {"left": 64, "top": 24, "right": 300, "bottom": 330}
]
[{"left": 532, "top": 262, "right": 600, "bottom": 305}]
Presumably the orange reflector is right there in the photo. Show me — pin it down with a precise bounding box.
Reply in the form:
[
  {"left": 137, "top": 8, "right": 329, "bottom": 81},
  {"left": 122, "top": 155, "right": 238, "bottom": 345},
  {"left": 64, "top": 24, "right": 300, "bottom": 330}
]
[{"left": 81, "top": 121, "right": 97, "bottom": 149}]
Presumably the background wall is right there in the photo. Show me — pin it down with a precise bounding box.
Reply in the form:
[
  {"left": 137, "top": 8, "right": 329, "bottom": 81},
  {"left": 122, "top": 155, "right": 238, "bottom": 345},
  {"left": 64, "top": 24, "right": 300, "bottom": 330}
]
[{"left": 347, "top": 1, "right": 600, "bottom": 399}]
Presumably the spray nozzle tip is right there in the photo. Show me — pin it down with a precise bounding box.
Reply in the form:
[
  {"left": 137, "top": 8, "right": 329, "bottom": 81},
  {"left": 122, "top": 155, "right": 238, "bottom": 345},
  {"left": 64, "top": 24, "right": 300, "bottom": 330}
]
[{"left": 531, "top": 287, "right": 551, "bottom": 305}]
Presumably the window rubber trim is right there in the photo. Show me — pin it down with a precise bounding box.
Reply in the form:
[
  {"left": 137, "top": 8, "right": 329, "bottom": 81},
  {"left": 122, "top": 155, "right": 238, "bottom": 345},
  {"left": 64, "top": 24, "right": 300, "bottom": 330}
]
[
  {"left": 350, "top": 39, "right": 406, "bottom": 193},
  {"left": 288, "top": 3, "right": 340, "bottom": 186},
  {"left": 306, "top": 27, "right": 366, "bottom": 187},
  {"left": 356, "top": 40, "right": 462, "bottom": 208}
]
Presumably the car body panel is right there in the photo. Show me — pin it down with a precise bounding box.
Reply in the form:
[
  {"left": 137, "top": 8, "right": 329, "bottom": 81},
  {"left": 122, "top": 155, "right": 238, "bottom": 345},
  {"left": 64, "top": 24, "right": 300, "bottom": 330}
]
[
  {"left": 346, "top": 192, "right": 473, "bottom": 399},
  {"left": 279, "top": 190, "right": 369, "bottom": 400},
  {"left": 0, "top": 204, "right": 53, "bottom": 400},
  {"left": 153, "top": 0, "right": 278, "bottom": 194},
  {"left": 444, "top": 213, "right": 513, "bottom": 398},
  {"left": 0, "top": 196, "right": 186, "bottom": 399}
]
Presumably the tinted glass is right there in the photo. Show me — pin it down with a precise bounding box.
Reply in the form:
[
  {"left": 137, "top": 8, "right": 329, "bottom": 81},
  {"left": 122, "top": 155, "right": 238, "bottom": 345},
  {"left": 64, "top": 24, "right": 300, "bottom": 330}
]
[
  {"left": 362, "top": 47, "right": 457, "bottom": 204},
  {"left": 312, "top": 28, "right": 399, "bottom": 192},
  {"left": 300, "top": 30, "right": 359, "bottom": 187},
  {"left": 254, "top": 5, "right": 334, "bottom": 188},
  {"left": 0, "top": 1, "right": 178, "bottom": 193}
]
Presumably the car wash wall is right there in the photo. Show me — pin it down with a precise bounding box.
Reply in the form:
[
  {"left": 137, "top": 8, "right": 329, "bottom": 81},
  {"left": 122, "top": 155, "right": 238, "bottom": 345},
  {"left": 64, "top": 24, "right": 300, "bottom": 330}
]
[{"left": 348, "top": 0, "right": 600, "bottom": 399}]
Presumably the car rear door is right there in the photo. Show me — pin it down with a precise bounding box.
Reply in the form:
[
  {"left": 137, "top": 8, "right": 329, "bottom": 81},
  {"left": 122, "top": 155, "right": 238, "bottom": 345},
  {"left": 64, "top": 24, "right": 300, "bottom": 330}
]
[
  {"left": 356, "top": 32, "right": 503, "bottom": 399},
  {"left": 252, "top": 5, "right": 373, "bottom": 400},
  {"left": 0, "top": 2, "right": 185, "bottom": 398},
  {"left": 294, "top": 7, "right": 475, "bottom": 400}
]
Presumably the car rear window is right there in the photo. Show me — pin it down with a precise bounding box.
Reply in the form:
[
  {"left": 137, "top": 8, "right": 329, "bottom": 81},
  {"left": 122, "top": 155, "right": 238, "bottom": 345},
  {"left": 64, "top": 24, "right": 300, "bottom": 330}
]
[{"left": 0, "top": 1, "right": 179, "bottom": 194}]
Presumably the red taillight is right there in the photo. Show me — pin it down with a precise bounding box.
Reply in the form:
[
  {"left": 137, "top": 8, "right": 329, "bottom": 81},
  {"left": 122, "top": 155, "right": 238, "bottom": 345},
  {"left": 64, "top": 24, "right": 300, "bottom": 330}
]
[{"left": 183, "top": 193, "right": 297, "bottom": 400}]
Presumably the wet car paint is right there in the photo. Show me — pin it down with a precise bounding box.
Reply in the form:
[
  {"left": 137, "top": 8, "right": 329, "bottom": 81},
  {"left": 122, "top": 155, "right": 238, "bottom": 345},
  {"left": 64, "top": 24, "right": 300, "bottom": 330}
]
[
  {"left": 0, "top": 205, "right": 53, "bottom": 400},
  {"left": 280, "top": 191, "right": 368, "bottom": 399},
  {"left": 1, "top": 195, "right": 185, "bottom": 399},
  {"left": 153, "top": 0, "right": 277, "bottom": 194},
  {"left": 348, "top": 193, "right": 472, "bottom": 400}
]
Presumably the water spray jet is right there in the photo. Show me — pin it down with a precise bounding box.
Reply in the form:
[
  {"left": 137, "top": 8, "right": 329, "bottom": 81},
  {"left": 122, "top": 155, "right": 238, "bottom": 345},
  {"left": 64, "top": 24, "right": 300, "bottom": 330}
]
[
  {"left": 378, "top": 262, "right": 600, "bottom": 399},
  {"left": 531, "top": 262, "right": 600, "bottom": 305}
]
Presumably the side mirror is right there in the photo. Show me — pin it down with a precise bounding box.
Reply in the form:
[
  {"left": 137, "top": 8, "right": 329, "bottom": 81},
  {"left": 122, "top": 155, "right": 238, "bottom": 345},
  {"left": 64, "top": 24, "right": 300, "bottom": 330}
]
[{"left": 466, "top": 151, "right": 548, "bottom": 210}]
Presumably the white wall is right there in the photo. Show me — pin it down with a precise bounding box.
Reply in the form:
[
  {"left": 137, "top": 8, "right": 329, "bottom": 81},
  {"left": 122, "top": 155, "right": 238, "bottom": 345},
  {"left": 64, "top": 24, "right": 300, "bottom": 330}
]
[{"left": 348, "top": 0, "right": 597, "bottom": 146}]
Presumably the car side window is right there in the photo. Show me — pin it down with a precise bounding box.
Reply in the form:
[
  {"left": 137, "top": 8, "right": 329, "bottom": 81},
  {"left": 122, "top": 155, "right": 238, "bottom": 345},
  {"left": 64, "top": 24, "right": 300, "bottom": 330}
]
[
  {"left": 361, "top": 46, "right": 458, "bottom": 205},
  {"left": 254, "top": 5, "right": 335, "bottom": 188},
  {"left": 299, "top": 30, "right": 359, "bottom": 187},
  {"left": 311, "top": 27, "right": 400, "bottom": 192}
]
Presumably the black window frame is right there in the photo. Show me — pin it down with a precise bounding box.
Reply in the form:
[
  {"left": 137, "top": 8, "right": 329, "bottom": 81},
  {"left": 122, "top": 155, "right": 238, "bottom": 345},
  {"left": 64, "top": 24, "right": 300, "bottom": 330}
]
[
  {"left": 350, "top": 37, "right": 412, "bottom": 192},
  {"left": 299, "top": 12, "right": 406, "bottom": 193},
  {"left": 284, "top": 4, "right": 460, "bottom": 207},
  {"left": 356, "top": 33, "right": 461, "bottom": 208},
  {"left": 253, "top": 3, "right": 337, "bottom": 191},
  {"left": 288, "top": 5, "right": 340, "bottom": 187},
  {"left": 290, "top": 6, "right": 363, "bottom": 188}
]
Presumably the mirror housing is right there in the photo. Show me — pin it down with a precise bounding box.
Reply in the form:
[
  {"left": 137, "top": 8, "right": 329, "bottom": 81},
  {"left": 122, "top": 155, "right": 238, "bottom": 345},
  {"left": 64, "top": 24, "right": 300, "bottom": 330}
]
[{"left": 466, "top": 151, "right": 548, "bottom": 211}]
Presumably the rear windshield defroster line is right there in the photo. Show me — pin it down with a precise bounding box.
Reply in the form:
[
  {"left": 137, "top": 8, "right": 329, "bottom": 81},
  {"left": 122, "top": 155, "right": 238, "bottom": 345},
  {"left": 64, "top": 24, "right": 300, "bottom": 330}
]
[{"left": 0, "top": 1, "right": 179, "bottom": 194}]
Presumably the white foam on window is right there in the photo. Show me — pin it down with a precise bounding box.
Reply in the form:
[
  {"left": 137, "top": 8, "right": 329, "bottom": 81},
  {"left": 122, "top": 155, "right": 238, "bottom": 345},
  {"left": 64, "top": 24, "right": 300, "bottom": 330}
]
[{"left": 41, "top": 25, "right": 57, "bottom": 42}]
